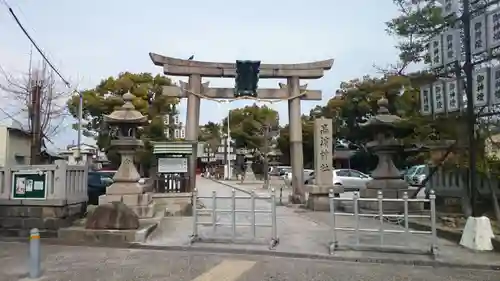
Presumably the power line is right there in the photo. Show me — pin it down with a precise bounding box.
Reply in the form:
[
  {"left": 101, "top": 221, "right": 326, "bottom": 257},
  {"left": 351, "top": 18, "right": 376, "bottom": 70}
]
[
  {"left": 1, "top": 0, "right": 71, "bottom": 88},
  {"left": 0, "top": 109, "right": 22, "bottom": 122}
]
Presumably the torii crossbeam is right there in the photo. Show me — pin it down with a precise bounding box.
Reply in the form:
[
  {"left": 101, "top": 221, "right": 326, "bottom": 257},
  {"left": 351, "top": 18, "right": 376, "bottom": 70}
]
[{"left": 150, "top": 52, "right": 334, "bottom": 201}]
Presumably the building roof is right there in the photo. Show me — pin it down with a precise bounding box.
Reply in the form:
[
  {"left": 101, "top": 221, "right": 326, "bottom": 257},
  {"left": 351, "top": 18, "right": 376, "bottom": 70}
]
[{"left": 6, "top": 126, "right": 31, "bottom": 137}]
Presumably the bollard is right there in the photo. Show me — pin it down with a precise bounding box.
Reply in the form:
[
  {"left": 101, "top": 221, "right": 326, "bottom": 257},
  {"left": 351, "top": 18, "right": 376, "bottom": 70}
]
[
  {"left": 328, "top": 189, "right": 338, "bottom": 255},
  {"left": 29, "top": 228, "right": 41, "bottom": 279},
  {"left": 192, "top": 189, "right": 199, "bottom": 238},
  {"left": 231, "top": 188, "right": 236, "bottom": 241},
  {"left": 353, "top": 192, "right": 360, "bottom": 246},
  {"left": 377, "top": 191, "right": 384, "bottom": 246},
  {"left": 403, "top": 191, "right": 410, "bottom": 242},
  {"left": 429, "top": 190, "right": 438, "bottom": 255},
  {"left": 250, "top": 191, "right": 256, "bottom": 238},
  {"left": 270, "top": 188, "right": 278, "bottom": 247},
  {"left": 279, "top": 187, "right": 283, "bottom": 205},
  {"left": 212, "top": 191, "right": 217, "bottom": 234}
]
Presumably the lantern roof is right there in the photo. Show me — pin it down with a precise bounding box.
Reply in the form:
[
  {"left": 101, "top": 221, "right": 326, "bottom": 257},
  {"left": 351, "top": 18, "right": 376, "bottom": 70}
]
[
  {"left": 104, "top": 92, "right": 148, "bottom": 124},
  {"left": 360, "top": 97, "right": 403, "bottom": 128}
]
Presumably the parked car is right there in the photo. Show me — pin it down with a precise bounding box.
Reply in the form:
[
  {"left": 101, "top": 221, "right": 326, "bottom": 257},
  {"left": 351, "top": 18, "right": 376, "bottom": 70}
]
[
  {"left": 284, "top": 169, "right": 315, "bottom": 185},
  {"left": 404, "top": 164, "right": 429, "bottom": 186},
  {"left": 304, "top": 169, "right": 371, "bottom": 190},
  {"left": 331, "top": 169, "right": 371, "bottom": 190},
  {"left": 96, "top": 170, "right": 116, "bottom": 181},
  {"left": 272, "top": 166, "right": 291, "bottom": 177},
  {"left": 87, "top": 171, "right": 114, "bottom": 205},
  {"left": 303, "top": 170, "right": 315, "bottom": 184}
]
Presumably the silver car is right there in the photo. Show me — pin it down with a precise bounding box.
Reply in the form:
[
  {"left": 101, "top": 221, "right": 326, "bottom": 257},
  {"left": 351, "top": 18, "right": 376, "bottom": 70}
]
[{"left": 305, "top": 169, "right": 371, "bottom": 190}]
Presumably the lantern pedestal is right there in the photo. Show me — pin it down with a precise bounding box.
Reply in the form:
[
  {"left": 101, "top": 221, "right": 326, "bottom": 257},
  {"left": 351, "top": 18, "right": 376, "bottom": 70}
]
[
  {"left": 357, "top": 98, "right": 422, "bottom": 212},
  {"left": 85, "top": 92, "right": 154, "bottom": 231},
  {"left": 98, "top": 146, "right": 155, "bottom": 219}
]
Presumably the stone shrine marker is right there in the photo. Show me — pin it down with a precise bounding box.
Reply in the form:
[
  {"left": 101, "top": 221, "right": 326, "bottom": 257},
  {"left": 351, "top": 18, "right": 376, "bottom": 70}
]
[
  {"left": 305, "top": 117, "right": 342, "bottom": 211},
  {"left": 314, "top": 118, "right": 333, "bottom": 186}
]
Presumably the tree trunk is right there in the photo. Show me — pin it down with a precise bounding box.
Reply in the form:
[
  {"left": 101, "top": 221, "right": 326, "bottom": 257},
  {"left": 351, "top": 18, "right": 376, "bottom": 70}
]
[
  {"left": 484, "top": 159, "right": 500, "bottom": 223},
  {"left": 461, "top": 170, "right": 473, "bottom": 217}
]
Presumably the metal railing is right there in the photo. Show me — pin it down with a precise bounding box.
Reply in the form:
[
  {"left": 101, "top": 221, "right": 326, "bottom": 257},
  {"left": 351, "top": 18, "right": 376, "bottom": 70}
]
[
  {"left": 189, "top": 188, "right": 280, "bottom": 249},
  {"left": 155, "top": 173, "right": 188, "bottom": 193},
  {"left": 328, "top": 190, "right": 438, "bottom": 257}
]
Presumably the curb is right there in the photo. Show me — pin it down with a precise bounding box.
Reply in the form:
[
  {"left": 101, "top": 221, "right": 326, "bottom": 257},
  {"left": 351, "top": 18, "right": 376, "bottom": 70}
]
[
  {"left": 128, "top": 243, "right": 500, "bottom": 271},
  {"left": 2, "top": 238, "right": 499, "bottom": 271},
  {"left": 208, "top": 178, "right": 255, "bottom": 195}
]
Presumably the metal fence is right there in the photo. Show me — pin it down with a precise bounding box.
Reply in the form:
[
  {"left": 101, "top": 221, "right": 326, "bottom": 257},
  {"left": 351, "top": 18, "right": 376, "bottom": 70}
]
[
  {"left": 189, "top": 188, "right": 280, "bottom": 249},
  {"left": 155, "top": 173, "right": 188, "bottom": 193},
  {"left": 328, "top": 190, "right": 438, "bottom": 257}
]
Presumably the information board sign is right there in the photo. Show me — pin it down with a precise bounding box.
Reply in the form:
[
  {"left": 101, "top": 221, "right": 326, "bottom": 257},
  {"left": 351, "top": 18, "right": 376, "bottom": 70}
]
[
  {"left": 11, "top": 171, "right": 47, "bottom": 200},
  {"left": 158, "top": 157, "right": 188, "bottom": 173}
]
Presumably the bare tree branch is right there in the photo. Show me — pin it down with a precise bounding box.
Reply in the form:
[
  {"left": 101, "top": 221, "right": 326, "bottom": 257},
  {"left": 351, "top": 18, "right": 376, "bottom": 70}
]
[{"left": 0, "top": 61, "right": 75, "bottom": 144}]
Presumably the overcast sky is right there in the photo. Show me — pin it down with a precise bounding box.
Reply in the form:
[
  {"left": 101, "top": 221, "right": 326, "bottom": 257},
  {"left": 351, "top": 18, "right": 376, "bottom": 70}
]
[{"left": 0, "top": 0, "right": 402, "bottom": 150}]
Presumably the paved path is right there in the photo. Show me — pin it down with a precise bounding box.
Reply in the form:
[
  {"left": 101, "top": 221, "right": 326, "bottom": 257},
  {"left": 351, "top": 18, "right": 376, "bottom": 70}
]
[
  {"left": 146, "top": 177, "right": 326, "bottom": 253},
  {"left": 146, "top": 178, "right": 500, "bottom": 268},
  {"left": 213, "top": 179, "right": 500, "bottom": 267},
  {"left": 0, "top": 242, "right": 497, "bottom": 281}
]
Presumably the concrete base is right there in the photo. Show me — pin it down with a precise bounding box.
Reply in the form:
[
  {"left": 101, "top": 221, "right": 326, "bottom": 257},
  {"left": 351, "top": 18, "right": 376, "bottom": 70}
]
[
  {"left": 460, "top": 216, "right": 495, "bottom": 251},
  {"left": 129, "top": 204, "right": 155, "bottom": 218},
  {"left": 106, "top": 182, "right": 144, "bottom": 195},
  {"left": 152, "top": 193, "right": 192, "bottom": 217},
  {"left": 306, "top": 196, "right": 330, "bottom": 211},
  {"left": 58, "top": 219, "right": 159, "bottom": 243},
  {"left": 0, "top": 202, "right": 85, "bottom": 238},
  {"left": 99, "top": 193, "right": 156, "bottom": 219},
  {"left": 304, "top": 185, "right": 344, "bottom": 211},
  {"left": 288, "top": 194, "right": 305, "bottom": 204}
]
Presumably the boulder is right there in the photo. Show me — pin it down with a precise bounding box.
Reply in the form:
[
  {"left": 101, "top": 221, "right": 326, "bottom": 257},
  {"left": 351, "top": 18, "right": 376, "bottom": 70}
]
[{"left": 85, "top": 202, "right": 140, "bottom": 230}]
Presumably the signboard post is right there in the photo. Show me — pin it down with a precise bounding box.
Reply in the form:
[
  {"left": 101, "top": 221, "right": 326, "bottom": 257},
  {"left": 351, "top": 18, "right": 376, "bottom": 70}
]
[{"left": 11, "top": 171, "right": 47, "bottom": 200}]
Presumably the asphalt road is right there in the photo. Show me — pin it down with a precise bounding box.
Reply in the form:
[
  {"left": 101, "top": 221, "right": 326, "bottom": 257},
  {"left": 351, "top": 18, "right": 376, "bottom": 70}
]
[{"left": 0, "top": 242, "right": 497, "bottom": 281}]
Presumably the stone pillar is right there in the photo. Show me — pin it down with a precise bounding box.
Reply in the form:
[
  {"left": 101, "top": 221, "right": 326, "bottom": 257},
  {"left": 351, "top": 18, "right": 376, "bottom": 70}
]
[
  {"left": 185, "top": 74, "right": 201, "bottom": 192},
  {"left": 305, "top": 118, "right": 343, "bottom": 211},
  {"left": 113, "top": 150, "right": 140, "bottom": 183},
  {"left": 287, "top": 76, "right": 304, "bottom": 201}
]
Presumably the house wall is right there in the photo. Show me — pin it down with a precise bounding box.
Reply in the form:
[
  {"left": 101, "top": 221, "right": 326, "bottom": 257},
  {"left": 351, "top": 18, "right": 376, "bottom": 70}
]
[
  {"left": 0, "top": 127, "right": 8, "bottom": 166},
  {"left": 6, "top": 130, "right": 31, "bottom": 165},
  {"left": 0, "top": 127, "right": 32, "bottom": 166},
  {"left": 60, "top": 152, "right": 93, "bottom": 165}
]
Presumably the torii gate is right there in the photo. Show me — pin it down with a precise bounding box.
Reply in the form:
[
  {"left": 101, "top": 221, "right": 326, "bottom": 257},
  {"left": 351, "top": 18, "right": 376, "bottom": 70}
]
[{"left": 150, "top": 53, "right": 334, "bottom": 201}]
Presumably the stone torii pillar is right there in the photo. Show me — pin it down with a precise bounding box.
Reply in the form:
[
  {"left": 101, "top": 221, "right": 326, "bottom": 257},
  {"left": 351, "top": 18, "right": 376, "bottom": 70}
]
[
  {"left": 280, "top": 79, "right": 306, "bottom": 201},
  {"left": 149, "top": 53, "right": 334, "bottom": 195},
  {"left": 185, "top": 75, "right": 202, "bottom": 191}
]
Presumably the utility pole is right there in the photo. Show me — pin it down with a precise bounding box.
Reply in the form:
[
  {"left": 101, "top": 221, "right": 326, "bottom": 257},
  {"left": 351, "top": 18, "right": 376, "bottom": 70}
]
[
  {"left": 225, "top": 109, "right": 232, "bottom": 180},
  {"left": 461, "top": 0, "right": 478, "bottom": 217},
  {"left": 30, "top": 76, "right": 42, "bottom": 165},
  {"left": 262, "top": 123, "right": 270, "bottom": 189},
  {"left": 76, "top": 91, "right": 83, "bottom": 163}
]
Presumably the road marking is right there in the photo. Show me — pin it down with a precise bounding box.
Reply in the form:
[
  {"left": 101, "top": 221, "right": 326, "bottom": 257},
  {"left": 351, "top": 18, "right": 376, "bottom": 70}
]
[{"left": 191, "top": 259, "right": 256, "bottom": 281}]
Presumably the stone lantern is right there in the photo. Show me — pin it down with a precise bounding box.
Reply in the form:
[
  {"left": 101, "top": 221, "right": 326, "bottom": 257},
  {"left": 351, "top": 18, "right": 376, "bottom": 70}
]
[
  {"left": 86, "top": 92, "right": 155, "bottom": 230},
  {"left": 359, "top": 97, "right": 414, "bottom": 211}
]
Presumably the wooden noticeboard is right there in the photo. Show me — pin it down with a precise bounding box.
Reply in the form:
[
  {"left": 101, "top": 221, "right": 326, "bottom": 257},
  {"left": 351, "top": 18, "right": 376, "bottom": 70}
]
[{"left": 10, "top": 171, "right": 47, "bottom": 200}]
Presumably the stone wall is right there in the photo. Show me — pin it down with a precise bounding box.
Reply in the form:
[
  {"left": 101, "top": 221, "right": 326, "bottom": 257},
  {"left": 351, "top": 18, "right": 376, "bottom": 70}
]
[
  {"left": 0, "top": 203, "right": 85, "bottom": 237},
  {"left": 0, "top": 160, "right": 88, "bottom": 237}
]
